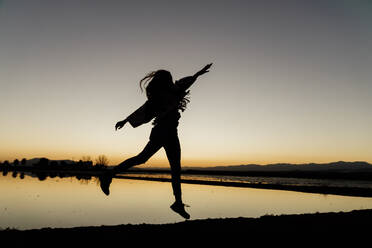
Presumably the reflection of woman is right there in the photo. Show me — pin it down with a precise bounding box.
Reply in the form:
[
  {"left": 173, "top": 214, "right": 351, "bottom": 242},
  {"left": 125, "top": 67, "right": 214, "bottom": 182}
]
[{"left": 113, "top": 64, "right": 212, "bottom": 219}]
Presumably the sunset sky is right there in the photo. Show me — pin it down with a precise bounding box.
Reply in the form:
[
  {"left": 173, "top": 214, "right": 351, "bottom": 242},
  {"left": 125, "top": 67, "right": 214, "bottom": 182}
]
[{"left": 1, "top": 0, "right": 371, "bottom": 166}]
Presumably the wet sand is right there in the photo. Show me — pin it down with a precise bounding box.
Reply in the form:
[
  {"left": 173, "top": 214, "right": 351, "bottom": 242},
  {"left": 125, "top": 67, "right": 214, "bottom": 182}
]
[{"left": 2, "top": 209, "right": 371, "bottom": 244}]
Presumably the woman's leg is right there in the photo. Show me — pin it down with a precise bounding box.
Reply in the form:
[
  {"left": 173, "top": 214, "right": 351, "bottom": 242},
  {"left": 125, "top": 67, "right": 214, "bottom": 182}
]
[
  {"left": 115, "top": 139, "right": 162, "bottom": 172},
  {"left": 101, "top": 129, "right": 162, "bottom": 196},
  {"left": 164, "top": 133, "right": 190, "bottom": 219},
  {"left": 163, "top": 133, "right": 182, "bottom": 203},
  {"left": 101, "top": 142, "right": 159, "bottom": 195}
]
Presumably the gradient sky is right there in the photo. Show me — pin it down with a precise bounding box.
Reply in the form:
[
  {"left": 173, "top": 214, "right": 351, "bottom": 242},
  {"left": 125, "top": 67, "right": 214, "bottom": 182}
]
[{"left": 1, "top": 0, "right": 371, "bottom": 166}]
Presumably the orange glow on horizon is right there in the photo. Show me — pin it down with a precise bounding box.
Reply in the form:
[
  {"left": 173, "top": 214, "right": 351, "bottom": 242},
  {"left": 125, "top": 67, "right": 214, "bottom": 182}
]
[{"left": 1, "top": 150, "right": 371, "bottom": 168}]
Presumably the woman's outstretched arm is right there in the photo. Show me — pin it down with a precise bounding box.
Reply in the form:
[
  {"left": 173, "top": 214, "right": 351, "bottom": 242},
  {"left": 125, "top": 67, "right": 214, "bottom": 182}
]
[
  {"left": 115, "top": 100, "right": 156, "bottom": 130},
  {"left": 175, "top": 63, "right": 212, "bottom": 91}
]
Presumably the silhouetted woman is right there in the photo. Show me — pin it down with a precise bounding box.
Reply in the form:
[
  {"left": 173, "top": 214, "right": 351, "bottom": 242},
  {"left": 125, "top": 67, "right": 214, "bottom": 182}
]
[{"left": 113, "top": 63, "right": 212, "bottom": 219}]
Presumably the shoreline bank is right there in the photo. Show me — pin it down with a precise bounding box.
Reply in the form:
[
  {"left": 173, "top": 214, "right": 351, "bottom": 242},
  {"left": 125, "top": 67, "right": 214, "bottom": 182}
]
[{"left": 2, "top": 209, "right": 371, "bottom": 242}]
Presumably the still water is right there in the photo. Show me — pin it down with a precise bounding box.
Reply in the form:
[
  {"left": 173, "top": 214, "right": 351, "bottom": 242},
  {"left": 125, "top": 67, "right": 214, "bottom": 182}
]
[{"left": 1, "top": 173, "right": 372, "bottom": 230}]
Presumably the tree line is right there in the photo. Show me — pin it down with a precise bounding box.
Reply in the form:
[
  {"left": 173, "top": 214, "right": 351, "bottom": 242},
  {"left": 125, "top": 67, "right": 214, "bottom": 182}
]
[{"left": 0, "top": 155, "right": 110, "bottom": 171}]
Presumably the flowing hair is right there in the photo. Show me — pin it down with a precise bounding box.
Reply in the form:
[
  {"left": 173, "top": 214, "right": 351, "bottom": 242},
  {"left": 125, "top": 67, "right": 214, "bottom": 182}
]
[
  {"left": 139, "top": 71, "right": 157, "bottom": 93},
  {"left": 139, "top": 70, "right": 190, "bottom": 112}
]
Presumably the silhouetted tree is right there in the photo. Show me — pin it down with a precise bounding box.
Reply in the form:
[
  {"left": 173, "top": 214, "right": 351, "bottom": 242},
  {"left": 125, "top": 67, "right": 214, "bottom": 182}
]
[
  {"left": 36, "top": 172, "right": 47, "bottom": 181},
  {"left": 95, "top": 155, "right": 109, "bottom": 168},
  {"left": 80, "top": 156, "right": 93, "bottom": 167},
  {"left": 13, "top": 159, "right": 19, "bottom": 166},
  {"left": 50, "top": 161, "right": 59, "bottom": 167},
  {"left": 3, "top": 160, "right": 9, "bottom": 167},
  {"left": 58, "top": 173, "right": 66, "bottom": 178},
  {"left": 82, "top": 156, "right": 92, "bottom": 163},
  {"left": 49, "top": 172, "right": 57, "bottom": 178},
  {"left": 21, "top": 158, "right": 27, "bottom": 166},
  {"left": 37, "top": 158, "right": 49, "bottom": 168}
]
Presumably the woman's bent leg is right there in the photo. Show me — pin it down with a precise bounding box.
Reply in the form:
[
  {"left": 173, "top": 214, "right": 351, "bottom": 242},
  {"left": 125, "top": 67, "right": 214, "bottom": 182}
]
[{"left": 116, "top": 140, "right": 162, "bottom": 172}]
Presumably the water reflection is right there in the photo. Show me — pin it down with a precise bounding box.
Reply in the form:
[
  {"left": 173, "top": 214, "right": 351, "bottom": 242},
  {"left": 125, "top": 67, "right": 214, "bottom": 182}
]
[
  {"left": 0, "top": 167, "right": 117, "bottom": 196},
  {"left": 1, "top": 168, "right": 94, "bottom": 183},
  {"left": 2, "top": 169, "right": 372, "bottom": 230}
]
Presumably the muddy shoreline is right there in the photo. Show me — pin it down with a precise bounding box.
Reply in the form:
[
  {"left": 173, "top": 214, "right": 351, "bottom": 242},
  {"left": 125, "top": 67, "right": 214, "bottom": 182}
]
[{"left": 2, "top": 209, "right": 371, "bottom": 243}]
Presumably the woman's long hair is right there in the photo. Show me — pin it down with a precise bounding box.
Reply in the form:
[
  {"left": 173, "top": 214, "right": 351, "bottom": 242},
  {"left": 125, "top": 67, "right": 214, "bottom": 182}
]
[{"left": 139, "top": 70, "right": 189, "bottom": 112}]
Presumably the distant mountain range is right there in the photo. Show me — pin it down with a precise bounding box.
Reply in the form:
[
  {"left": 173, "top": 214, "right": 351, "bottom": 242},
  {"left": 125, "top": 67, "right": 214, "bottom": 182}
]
[{"left": 185, "top": 161, "right": 372, "bottom": 172}]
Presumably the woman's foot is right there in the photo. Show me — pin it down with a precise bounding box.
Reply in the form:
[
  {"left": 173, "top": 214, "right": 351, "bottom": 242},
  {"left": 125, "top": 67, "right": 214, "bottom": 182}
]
[
  {"left": 170, "top": 201, "right": 190, "bottom": 219},
  {"left": 98, "top": 169, "right": 114, "bottom": 196}
]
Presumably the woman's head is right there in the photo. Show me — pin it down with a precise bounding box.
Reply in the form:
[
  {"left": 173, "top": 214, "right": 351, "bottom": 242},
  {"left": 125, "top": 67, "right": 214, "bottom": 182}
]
[
  {"left": 140, "top": 70, "right": 174, "bottom": 99},
  {"left": 139, "top": 69, "right": 190, "bottom": 111}
]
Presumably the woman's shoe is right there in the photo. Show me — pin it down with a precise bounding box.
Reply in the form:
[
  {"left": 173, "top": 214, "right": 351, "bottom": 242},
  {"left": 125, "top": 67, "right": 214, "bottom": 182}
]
[{"left": 170, "top": 201, "right": 190, "bottom": 219}]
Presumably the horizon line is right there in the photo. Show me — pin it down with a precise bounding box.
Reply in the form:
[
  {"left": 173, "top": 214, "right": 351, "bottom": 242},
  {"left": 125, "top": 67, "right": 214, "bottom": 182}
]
[{"left": 2, "top": 157, "right": 371, "bottom": 167}]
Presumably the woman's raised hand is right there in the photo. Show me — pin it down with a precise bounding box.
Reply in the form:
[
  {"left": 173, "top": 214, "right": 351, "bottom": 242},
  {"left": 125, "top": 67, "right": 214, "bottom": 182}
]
[{"left": 196, "top": 63, "right": 213, "bottom": 77}]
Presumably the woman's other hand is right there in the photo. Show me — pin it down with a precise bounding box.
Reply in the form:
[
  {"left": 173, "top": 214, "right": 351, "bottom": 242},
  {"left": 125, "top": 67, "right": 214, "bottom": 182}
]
[{"left": 115, "top": 119, "right": 127, "bottom": 130}]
